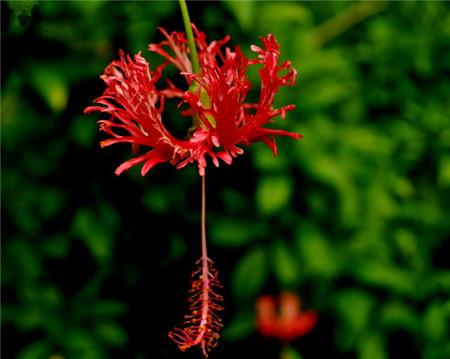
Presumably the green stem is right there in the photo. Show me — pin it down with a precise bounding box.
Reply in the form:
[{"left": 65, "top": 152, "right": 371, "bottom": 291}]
[
  {"left": 179, "top": 0, "right": 200, "bottom": 74},
  {"left": 313, "top": 1, "right": 386, "bottom": 48}
]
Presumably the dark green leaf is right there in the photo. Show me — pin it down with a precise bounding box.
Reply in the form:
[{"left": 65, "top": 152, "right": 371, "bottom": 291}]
[
  {"left": 232, "top": 246, "right": 268, "bottom": 300},
  {"left": 95, "top": 322, "right": 127, "bottom": 347},
  {"left": 7, "top": 1, "right": 37, "bottom": 26},
  {"left": 29, "top": 65, "right": 68, "bottom": 112},
  {"left": 272, "top": 240, "right": 301, "bottom": 286},
  {"left": 256, "top": 176, "right": 293, "bottom": 215},
  {"left": 222, "top": 311, "right": 255, "bottom": 342},
  {"left": 357, "top": 332, "right": 387, "bottom": 359},
  {"left": 17, "top": 340, "right": 51, "bottom": 359}
]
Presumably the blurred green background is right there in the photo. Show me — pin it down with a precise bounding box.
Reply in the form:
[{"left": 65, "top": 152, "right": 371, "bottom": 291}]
[{"left": 2, "top": 1, "right": 450, "bottom": 359}]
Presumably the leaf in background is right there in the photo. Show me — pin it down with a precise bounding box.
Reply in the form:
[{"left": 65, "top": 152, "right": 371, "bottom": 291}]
[
  {"left": 430, "top": 271, "right": 450, "bottom": 295},
  {"left": 422, "top": 300, "right": 448, "bottom": 341},
  {"left": 42, "top": 234, "right": 69, "bottom": 258},
  {"left": 256, "top": 176, "right": 293, "bottom": 216},
  {"left": 90, "top": 300, "right": 127, "bottom": 318},
  {"left": 95, "top": 322, "right": 127, "bottom": 347},
  {"left": 222, "top": 311, "right": 255, "bottom": 342},
  {"left": 17, "top": 340, "right": 51, "bottom": 359},
  {"left": 223, "top": 0, "right": 255, "bottom": 30},
  {"left": 253, "top": 146, "right": 288, "bottom": 172},
  {"left": 64, "top": 329, "right": 100, "bottom": 356},
  {"left": 40, "top": 285, "right": 62, "bottom": 309},
  {"left": 5, "top": 239, "right": 41, "bottom": 282},
  {"left": 334, "top": 289, "right": 375, "bottom": 350},
  {"left": 211, "top": 219, "right": 263, "bottom": 247},
  {"left": 393, "top": 228, "right": 422, "bottom": 269},
  {"left": 259, "top": 3, "right": 311, "bottom": 25},
  {"left": 295, "top": 226, "right": 340, "bottom": 278},
  {"left": 424, "top": 344, "right": 450, "bottom": 359},
  {"left": 232, "top": 246, "right": 268, "bottom": 301},
  {"left": 23, "top": 140, "right": 66, "bottom": 178},
  {"left": 303, "top": 150, "right": 360, "bottom": 226},
  {"left": 350, "top": 260, "right": 417, "bottom": 297},
  {"left": 1, "top": 72, "right": 23, "bottom": 133},
  {"left": 40, "top": 188, "right": 66, "bottom": 220},
  {"left": 29, "top": 65, "right": 68, "bottom": 113},
  {"left": 72, "top": 205, "right": 118, "bottom": 264},
  {"left": 7, "top": 0, "right": 37, "bottom": 26},
  {"left": 7, "top": 305, "right": 45, "bottom": 331},
  {"left": 281, "top": 346, "right": 304, "bottom": 359},
  {"left": 220, "top": 188, "right": 250, "bottom": 213},
  {"left": 438, "top": 155, "right": 450, "bottom": 188},
  {"left": 272, "top": 240, "right": 301, "bottom": 287},
  {"left": 70, "top": 115, "right": 97, "bottom": 148},
  {"left": 357, "top": 332, "right": 387, "bottom": 359},
  {"left": 162, "top": 235, "right": 187, "bottom": 266},
  {"left": 142, "top": 187, "right": 170, "bottom": 214},
  {"left": 379, "top": 301, "right": 419, "bottom": 333}
]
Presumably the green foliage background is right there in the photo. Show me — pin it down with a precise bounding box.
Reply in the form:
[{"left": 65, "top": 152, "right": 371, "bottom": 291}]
[{"left": 2, "top": 1, "right": 450, "bottom": 359}]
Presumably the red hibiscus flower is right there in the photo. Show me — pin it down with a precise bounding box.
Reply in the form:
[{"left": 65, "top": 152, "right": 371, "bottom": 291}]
[
  {"left": 256, "top": 292, "right": 317, "bottom": 342},
  {"left": 85, "top": 26, "right": 301, "bottom": 176}
]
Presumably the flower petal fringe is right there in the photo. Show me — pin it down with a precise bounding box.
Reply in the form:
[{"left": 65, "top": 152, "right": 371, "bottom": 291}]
[{"left": 85, "top": 26, "right": 301, "bottom": 177}]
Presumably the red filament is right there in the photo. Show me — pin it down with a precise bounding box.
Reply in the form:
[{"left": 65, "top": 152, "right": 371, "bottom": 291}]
[{"left": 168, "top": 257, "right": 223, "bottom": 358}]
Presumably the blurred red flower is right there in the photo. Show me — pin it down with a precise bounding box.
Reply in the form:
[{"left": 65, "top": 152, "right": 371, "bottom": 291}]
[
  {"left": 85, "top": 26, "right": 301, "bottom": 176},
  {"left": 256, "top": 292, "right": 317, "bottom": 342}
]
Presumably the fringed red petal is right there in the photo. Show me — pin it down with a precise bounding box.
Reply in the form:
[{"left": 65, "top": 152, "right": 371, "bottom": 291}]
[{"left": 85, "top": 25, "right": 301, "bottom": 176}]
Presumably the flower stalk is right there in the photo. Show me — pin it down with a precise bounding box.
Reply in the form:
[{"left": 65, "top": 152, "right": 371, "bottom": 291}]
[
  {"left": 201, "top": 175, "right": 207, "bottom": 260},
  {"left": 179, "top": 0, "right": 204, "bottom": 129},
  {"left": 179, "top": 0, "right": 200, "bottom": 74}
]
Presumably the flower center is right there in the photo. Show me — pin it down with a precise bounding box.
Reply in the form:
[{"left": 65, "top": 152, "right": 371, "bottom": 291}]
[{"left": 189, "top": 82, "right": 216, "bottom": 131}]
